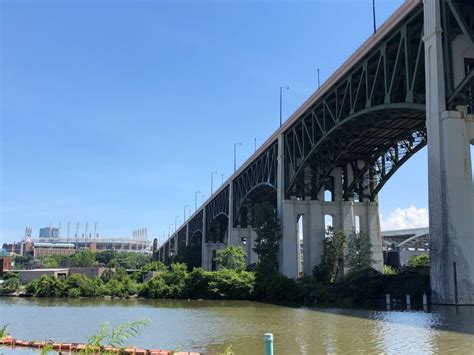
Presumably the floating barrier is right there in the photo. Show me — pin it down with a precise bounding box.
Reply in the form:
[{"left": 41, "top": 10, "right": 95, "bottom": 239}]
[{"left": 0, "top": 336, "right": 201, "bottom": 354}]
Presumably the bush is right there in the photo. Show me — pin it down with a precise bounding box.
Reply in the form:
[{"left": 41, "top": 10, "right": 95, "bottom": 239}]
[
  {"left": 162, "top": 263, "right": 188, "bottom": 298},
  {"left": 185, "top": 268, "right": 213, "bottom": 299},
  {"left": 68, "top": 287, "right": 81, "bottom": 298},
  {"left": 208, "top": 269, "right": 255, "bottom": 300},
  {"left": 384, "top": 265, "right": 397, "bottom": 275},
  {"left": 407, "top": 254, "right": 429, "bottom": 268},
  {"left": 2, "top": 272, "right": 19, "bottom": 281},
  {"left": 26, "top": 275, "right": 66, "bottom": 297},
  {"left": 140, "top": 276, "right": 169, "bottom": 298},
  {"left": 0, "top": 277, "right": 20, "bottom": 295}
]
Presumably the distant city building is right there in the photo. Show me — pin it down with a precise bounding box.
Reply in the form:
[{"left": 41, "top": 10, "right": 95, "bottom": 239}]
[{"left": 39, "top": 227, "right": 59, "bottom": 238}]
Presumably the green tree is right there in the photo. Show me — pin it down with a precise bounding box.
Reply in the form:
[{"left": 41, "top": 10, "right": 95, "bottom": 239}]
[
  {"left": 41, "top": 256, "right": 60, "bottom": 268},
  {"left": 72, "top": 249, "right": 96, "bottom": 267},
  {"left": 313, "top": 227, "right": 346, "bottom": 283},
  {"left": 252, "top": 202, "right": 281, "bottom": 299},
  {"left": 346, "top": 232, "right": 373, "bottom": 274},
  {"left": 215, "top": 246, "right": 246, "bottom": 271},
  {"left": 407, "top": 253, "right": 429, "bottom": 268}
]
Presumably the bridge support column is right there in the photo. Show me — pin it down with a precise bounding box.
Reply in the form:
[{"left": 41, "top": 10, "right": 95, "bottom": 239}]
[
  {"left": 201, "top": 209, "right": 209, "bottom": 270},
  {"left": 424, "top": 0, "right": 474, "bottom": 304}
]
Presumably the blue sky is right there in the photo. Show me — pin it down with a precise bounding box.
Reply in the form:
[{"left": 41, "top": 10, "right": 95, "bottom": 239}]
[{"left": 1, "top": 0, "right": 437, "bottom": 243}]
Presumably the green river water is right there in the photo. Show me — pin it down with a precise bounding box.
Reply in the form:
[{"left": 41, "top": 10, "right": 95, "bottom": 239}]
[{"left": 0, "top": 298, "right": 473, "bottom": 354}]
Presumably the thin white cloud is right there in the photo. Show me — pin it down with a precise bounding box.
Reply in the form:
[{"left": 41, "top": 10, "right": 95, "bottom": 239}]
[{"left": 381, "top": 205, "right": 429, "bottom": 231}]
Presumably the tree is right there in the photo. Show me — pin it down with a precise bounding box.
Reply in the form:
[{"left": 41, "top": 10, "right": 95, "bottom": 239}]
[
  {"left": 252, "top": 202, "right": 281, "bottom": 299},
  {"left": 407, "top": 254, "right": 429, "bottom": 268},
  {"left": 346, "top": 232, "right": 373, "bottom": 274},
  {"left": 41, "top": 256, "right": 60, "bottom": 268},
  {"left": 313, "top": 227, "right": 346, "bottom": 283},
  {"left": 72, "top": 249, "right": 96, "bottom": 267},
  {"left": 215, "top": 246, "right": 246, "bottom": 271}
]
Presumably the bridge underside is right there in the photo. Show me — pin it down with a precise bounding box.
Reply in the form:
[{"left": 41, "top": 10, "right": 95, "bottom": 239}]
[{"left": 157, "top": 0, "right": 473, "bottom": 305}]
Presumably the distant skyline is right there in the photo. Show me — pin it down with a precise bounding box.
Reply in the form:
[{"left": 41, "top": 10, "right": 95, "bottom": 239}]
[{"left": 2, "top": 0, "right": 465, "bottom": 244}]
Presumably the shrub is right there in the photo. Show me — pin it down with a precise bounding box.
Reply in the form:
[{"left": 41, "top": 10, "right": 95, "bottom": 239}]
[
  {"left": 140, "top": 276, "right": 169, "bottom": 298},
  {"left": 208, "top": 269, "right": 255, "bottom": 300},
  {"left": 162, "top": 263, "right": 188, "bottom": 298},
  {"left": 68, "top": 287, "right": 81, "bottom": 298},
  {"left": 407, "top": 254, "right": 429, "bottom": 268},
  {"left": 384, "top": 265, "right": 397, "bottom": 275},
  {"left": 0, "top": 277, "right": 20, "bottom": 295},
  {"left": 185, "top": 268, "right": 213, "bottom": 299},
  {"left": 27, "top": 275, "right": 66, "bottom": 297}
]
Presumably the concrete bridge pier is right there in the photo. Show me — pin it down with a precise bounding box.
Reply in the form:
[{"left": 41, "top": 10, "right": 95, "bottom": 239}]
[{"left": 424, "top": 0, "right": 474, "bottom": 304}]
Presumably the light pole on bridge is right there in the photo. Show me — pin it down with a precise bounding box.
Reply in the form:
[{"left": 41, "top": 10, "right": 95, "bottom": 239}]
[
  {"left": 195, "top": 190, "right": 201, "bottom": 211},
  {"left": 183, "top": 205, "right": 189, "bottom": 222},
  {"left": 168, "top": 224, "right": 174, "bottom": 237},
  {"left": 234, "top": 142, "right": 241, "bottom": 172},
  {"left": 280, "top": 85, "right": 289, "bottom": 127}
]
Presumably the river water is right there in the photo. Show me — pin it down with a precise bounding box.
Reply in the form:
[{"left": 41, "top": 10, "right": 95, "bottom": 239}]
[{"left": 0, "top": 298, "right": 473, "bottom": 354}]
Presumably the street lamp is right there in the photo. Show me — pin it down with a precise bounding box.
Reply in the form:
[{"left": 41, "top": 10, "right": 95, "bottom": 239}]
[
  {"left": 211, "top": 171, "right": 218, "bottom": 194},
  {"left": 234, "top": 142, "right": 241, "bottom": 172},
  {"left": 168, "top": 224, "right": 174, "bottom": 236},
  {"left": 280, "top": 85, "right": 289, "bottom": 127},
  {"left": 195, "top": 190, "right": 201, "bottom": 211},
  {"left": 175, "top": 216, "right": 180, "bottom": 232},
  {"left": 184, "top": 205, "right": 189, "bottom": 222}
]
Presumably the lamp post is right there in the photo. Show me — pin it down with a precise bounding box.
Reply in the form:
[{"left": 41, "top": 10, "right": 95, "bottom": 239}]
[
  {"left": 195, "top": 190, "right": 201, "bottom": 211},
  {"left": 280, "top": 85, "right": 289, "bottom": 127},
  {"left": 184, "top": 205, "right": 189, "bottom": 222},
  {"left": 221, "top": 173, "right": 224, "bottom": 185},
  {"left": 372, "top": 0, "right": 377, "bottom": 34},
  {"left": 168, "top": 224, "right": 174, "bottom": 236},
  {"left": 211, "top": 171, "right": 217, "bottom": 194},
  {"left": 234, "top": 142, "right": 241, "bottom": 172},
  {"left": 317, "top": 68, "right": 320, "bottom": 89},
  {"left": 175, "top": 216, "right": 180, "bottom": 232}
]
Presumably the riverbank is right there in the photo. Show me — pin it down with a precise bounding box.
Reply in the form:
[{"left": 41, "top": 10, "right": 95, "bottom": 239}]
[{"left": 1, "top": 264, "right": 430, "bottom": 308}]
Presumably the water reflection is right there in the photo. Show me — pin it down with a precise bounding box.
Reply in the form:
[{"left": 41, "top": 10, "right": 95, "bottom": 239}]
[{"left": 0, "top": 298, "right": 473, "bottom": 354}]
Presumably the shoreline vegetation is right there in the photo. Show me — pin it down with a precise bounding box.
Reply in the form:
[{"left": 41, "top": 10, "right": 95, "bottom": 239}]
[{"left": 1, "top": 203, "right": 430, "bottom": 307}]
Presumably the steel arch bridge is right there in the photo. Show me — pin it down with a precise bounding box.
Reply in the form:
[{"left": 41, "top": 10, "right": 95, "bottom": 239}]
[{"left": 157, "top": 0, "right": 474, "bottom": 304}]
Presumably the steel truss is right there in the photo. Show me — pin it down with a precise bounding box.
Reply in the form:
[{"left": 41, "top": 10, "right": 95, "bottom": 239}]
[
  {"left": 177, "top": 227, "right": 187, "bottom": 254},
  {"left": 284, "top": 7, "right": 427, "bottom": 200},
  {"left": 232, "top": 142, "right": 278, "bottom": 225},
  {"left": 205, "top": 186, "right": 229, "bottom": 243},
  {"left": 443, "top": 0, "right": 474, "bottom": 112},
  {"left": 188, "top": 211, "right": 203, "bottom": 240}
]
